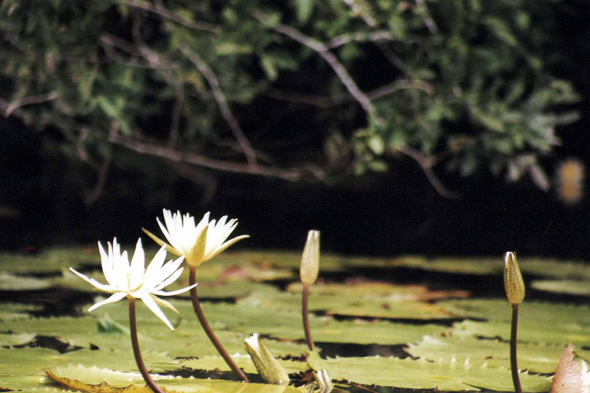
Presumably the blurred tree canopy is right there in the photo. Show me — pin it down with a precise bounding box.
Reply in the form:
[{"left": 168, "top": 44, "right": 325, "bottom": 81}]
[{"left": 0, "top": 0, "right": 581, "bottom": 202}]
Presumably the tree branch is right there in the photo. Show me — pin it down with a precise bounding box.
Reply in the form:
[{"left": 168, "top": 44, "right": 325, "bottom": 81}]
[
  {"left": 415, "top": 0, "right": 439, "bottom": 35},
  {"left": 117, "top": 0, "right": 221, "bottom": 33},
  {"left": 367, "top": 79, "right": 434, "bottom": 99},
  {"left": 108, "top": 131, "right": 320, "bottom": 182},
  {"left": 178, "top": 43, "right": 257, "bottom": 166},
  {"left": 397, "top": 144, "right": 460, "bottom": 199},
  {"left": 3, "top": 91, "right": 60, "bottom": 117},
  {"left": 253, "top": 11, "right": 376, "bottom": 118},
  {"left": 85, "top": 154, "right": 112, "bottom": 206},
  {"left": 326, "top": 30, "right": 396, "bottom": 49}
]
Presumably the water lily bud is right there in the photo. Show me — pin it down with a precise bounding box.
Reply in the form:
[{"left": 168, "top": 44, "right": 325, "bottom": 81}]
[
  {"left": 245, "top": 333, "right": 290, "bottom": 385},
  {"left": 504, "top": 252, "right": 525, "bottom": 304},
  {"left": 300, "top": 230, "right": 320, "bottom": 285}
]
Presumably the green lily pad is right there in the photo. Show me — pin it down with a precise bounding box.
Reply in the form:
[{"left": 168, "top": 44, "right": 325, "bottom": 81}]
[
  {"left": 455, "top": 319, "right": 590, "bottom": 347},
  {"left": 240, "top": 290, "right": 456, "bottom": 320},
  {"left": 306, "top": 351, "right": 551, "bottom": 391},
  {"left": 0, "top": 347, "right": 71, "bottom": 392},
  {"left": 438, "top": 299, "right": 590, "bottom": 325},
  {"left": 0, "top": 247, "right": 101, "bottom": 274},
  {"left": 287, "top": 282, "right": 470, "bottom": 300},
  {"left": 0, "top": 272, "right": 53, "bottom": 290},
  {"left": 0, "top": 331, "right": 35, "bottom": 346},
  {"left": 387, "top": 256, "right": 502, "bottom": 275},
  {"left": 49, "top": 364, "right": 307, "bottom": 393},
  {"left": 79, "top": 298, "right": 448, "bottom": 347},
  {"left": 518, "top": 258, "right": 590, "bottom": 280},
  {"left": 407, "top": 333, "right": 587, "bottom": 374},
  {"left": 531, "top": 280, "right": 590, "bottom": 296},
  {"left": 0, "top": 302, "right": 42, "bottom": 321},
  {"left": 180, "top": 355, "right": 308, "bottom": 375},
  {"left": 225, "top": 250, "right": 345, "bottom": 272}
]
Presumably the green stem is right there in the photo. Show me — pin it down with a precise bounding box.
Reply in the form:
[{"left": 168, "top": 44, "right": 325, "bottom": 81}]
[
  {"left": 129, "top": 298, "right": 166, "bottom": 393},
  {"left": 302, "top": 283, "right": 314, "bottom": 351},
  {"left": 189, "top": 266, "right": 249, "bottom": 382},
  {"left": 510, "top": 303, "right": 523, "bottom": 393}
]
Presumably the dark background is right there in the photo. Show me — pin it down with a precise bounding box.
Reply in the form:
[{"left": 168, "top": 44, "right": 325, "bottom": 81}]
[{"left": 1, "top": 2, "right": 590, "bottom": 260}]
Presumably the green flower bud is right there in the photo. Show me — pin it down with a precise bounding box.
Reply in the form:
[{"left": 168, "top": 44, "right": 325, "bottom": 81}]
[
  {"left": 300, "top": 230, "right": 320, "bottom": 285},
  {"left": 504, "top": 251, "right": 525, "bottom": 304},
  {"left": 245, "top": 334, "right": 290, "bottom": 385}
]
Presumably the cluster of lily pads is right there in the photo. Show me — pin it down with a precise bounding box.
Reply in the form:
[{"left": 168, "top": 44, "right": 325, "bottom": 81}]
[{"left": 1, "top": 210, "right": 590, "bottom": 392}]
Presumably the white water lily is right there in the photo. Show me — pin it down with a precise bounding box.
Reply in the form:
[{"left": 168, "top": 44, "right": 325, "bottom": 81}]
[
  {"left": 69, "top": 238, "right": 196, "bottom": 331},
  {"left": 143, "top": 209, "right": 249, "bottom": 267}
]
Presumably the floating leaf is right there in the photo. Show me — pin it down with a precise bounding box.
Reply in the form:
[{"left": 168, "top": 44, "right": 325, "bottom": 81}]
[
  {"left": 0, "top": 332, "right": 35, "bottom": 346},
  {"left": 242, "top": 289, "right": 459, "bottom": 320},
  {"left": 455, "top": 319, "right": 590, "bottom": 347},
  {"left": 407, "top": 334, "right": 583, "bottom": 374},
  {"left": 45, "top": 367, "right": 176, "bottom": 392},
  {"left": 181, "top": 354, "right": 308, "bottom": 375},
  {"left": 0, "top": 303, "right": 42, "bottom": 321},
  {"left": 438, "top": 299, "right": 590, "bottom": 326},
  {"left": 287, "top": 282, "right": 470, "bottom": 301},
  {"left": 306, "top": 351, "right": 551, "bottom": 391},
  {"left": 46, "top": 364, "right": 306, "bottom": 393},
  {"left": 532, "top": 280, "right": 590, "bottom": 296},
  {"left": 0, "top": 272, "right": 52, "bottom": 290}
]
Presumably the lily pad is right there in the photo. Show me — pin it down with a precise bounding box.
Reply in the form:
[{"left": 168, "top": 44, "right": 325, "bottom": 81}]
[
  {"left": 0, "top": 331, "right": 35, "bottom": 346},
  {"left": 306, "top": 351, "right": 551, "bottom": 391},
  {"left": 455, "top": 319, "right": 590, "bottom": 347},
  {"left": 180, "top": 354, "right": 308, "bottom": 375},
  {"left": 438, "top": 299, "right": 590, "bottom": 326},
  {"left": 0, "top": 272, "right": 53, "bottom": 290},
  {"left": 531, "top": 280, "right": 590, "bottom": 296},
  {"left": 47, "top": 364, "right": 307, "bottom": 393},
  {"left": 0, "top": 302, "right": 42, "bottom": 321},
  {"left": 387, "top": 256, "right": 503, "bottom": 275},
  {"left": 240, "top": 290, "right": 456, "bottom": 320},
  {"left": 287, "top": 282, "right": 470, "bottom": 301},
  {"left": 407, "top": 333, "right": 585, "bottom": 374}
]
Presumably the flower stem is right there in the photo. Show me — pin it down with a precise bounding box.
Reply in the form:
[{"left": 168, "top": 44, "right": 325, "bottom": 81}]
[
  {"left": 302, "top": 283, "right": 314, "bottom": 351},
  {"left": 510, "top": 303, "right": 523, "bottom": 393},
  {"left": 189, "top": 266, "right": 249, "bottom": 382},
  {"left": 128, "top": 298, "right": 166, "bottom": 393}
]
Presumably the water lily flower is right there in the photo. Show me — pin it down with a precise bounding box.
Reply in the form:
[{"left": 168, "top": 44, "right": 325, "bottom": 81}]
[
  {"left": 144, "top": 209, "right": 251, "bottom": 382},
  {"left": 69, "top": 238, "right": 196, "bottom": 331},
  {"left": 143, "top": 209, "right": 249, "bottom": 267}
]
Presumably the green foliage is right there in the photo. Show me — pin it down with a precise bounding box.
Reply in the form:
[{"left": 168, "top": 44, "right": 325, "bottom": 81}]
[{"left": 0, "top": 0, "right": 580, "bottom": 196}]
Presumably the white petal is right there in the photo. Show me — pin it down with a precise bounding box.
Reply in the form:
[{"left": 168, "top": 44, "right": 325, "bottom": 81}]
[
  {"left": 157, "top": 216, "right": 176, "bottom": 251},
  {"left": 69, "top": 267, "right": 118, "bottom": 292},
  {"left": 153, "top": 283, "right": 197, "bottom": 297},
  {"left": 88, "top": 292, "right": 127, "bottom": 312},
  {"left": 129, "top": 239, "right": 146, "bottom": 290},
  {"left": 151, "top": 295, "right": 179, "bottom": 313},
  {"left": 143, "top": 256, "right": 184, "bottom": 290},
  {"left": 153, "top": 267, "right": 184, "bottom": 291},
  {"left": 143, "top": 245, "right": 168, "bottom": 280},
  {"left": 141, "top": 294, "right": 175, "bottom": 331}
]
